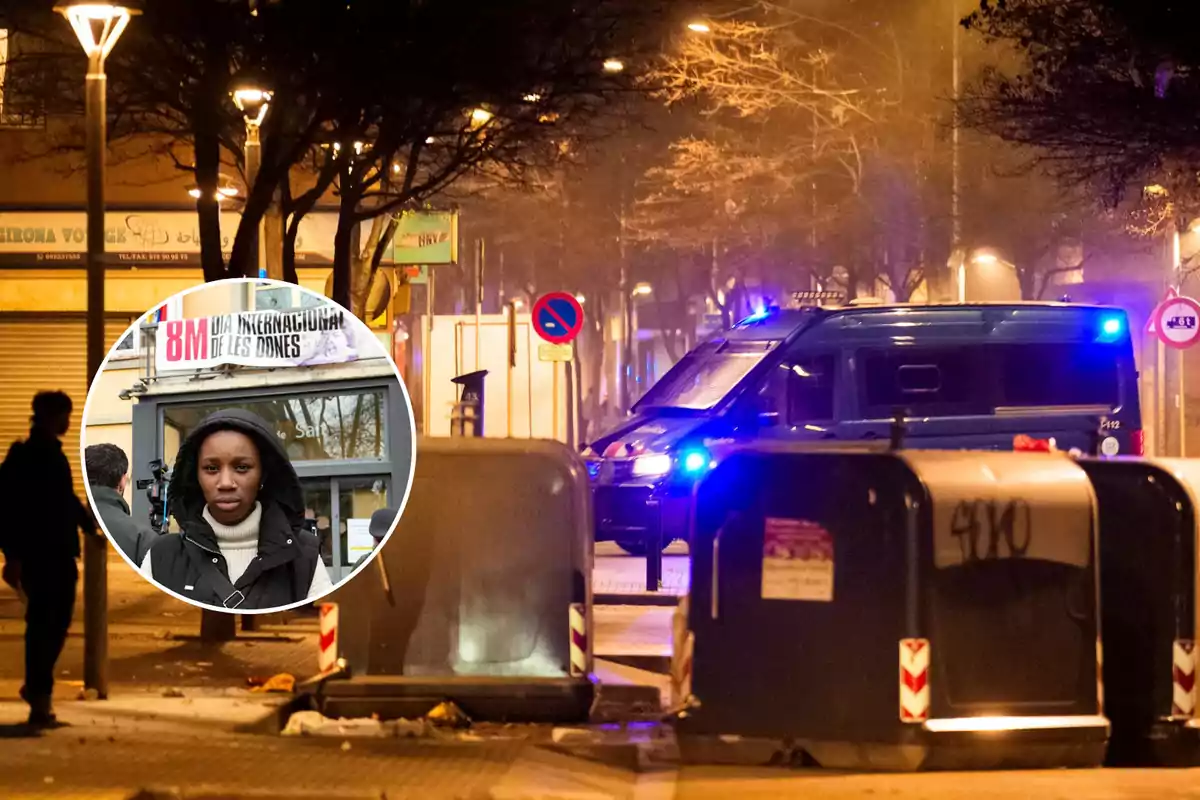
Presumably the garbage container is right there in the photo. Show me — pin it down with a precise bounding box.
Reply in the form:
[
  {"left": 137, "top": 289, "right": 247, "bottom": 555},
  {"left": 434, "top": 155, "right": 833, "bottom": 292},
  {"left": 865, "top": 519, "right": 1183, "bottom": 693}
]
[
  {"left": 677, "top": 447, "right": 1107, "bottom": 771},
  {"left": 1077, "top": 457, "right": 1200, "bottom": 766},
  {"left": 451, "top": 370, "right": 488, "bottom": 437},
  {"left": 307, "top": 437, "right": 594, "bottom": 723}
]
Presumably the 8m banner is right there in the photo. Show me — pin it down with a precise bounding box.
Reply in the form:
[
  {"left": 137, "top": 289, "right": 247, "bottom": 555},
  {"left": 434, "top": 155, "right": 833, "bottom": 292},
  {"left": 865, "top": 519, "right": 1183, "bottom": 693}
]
[{"left": 155, "top": 307, "right": 359, "bottom": 372}]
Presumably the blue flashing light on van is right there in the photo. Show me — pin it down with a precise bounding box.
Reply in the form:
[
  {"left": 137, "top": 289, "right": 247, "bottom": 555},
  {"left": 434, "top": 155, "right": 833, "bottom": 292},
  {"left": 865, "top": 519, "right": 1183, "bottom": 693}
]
[{"left": 584, "top": 301, "right": 1143, "bottom": 555}]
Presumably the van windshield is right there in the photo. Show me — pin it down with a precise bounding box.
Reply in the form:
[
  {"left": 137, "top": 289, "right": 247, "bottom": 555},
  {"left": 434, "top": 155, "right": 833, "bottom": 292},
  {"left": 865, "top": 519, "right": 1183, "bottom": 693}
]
[{"left": 634, "top": 340, "right": 776, "bottom": 412}]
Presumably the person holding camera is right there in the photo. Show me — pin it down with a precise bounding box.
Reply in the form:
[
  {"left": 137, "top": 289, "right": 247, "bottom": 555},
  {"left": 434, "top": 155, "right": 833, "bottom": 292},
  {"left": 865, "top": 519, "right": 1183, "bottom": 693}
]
[
  {"left": 84, "top": 444, "right": 157, "bottom": 564},
  {"left": 140, "top": 408, "right": 333, "bottom": 610}
]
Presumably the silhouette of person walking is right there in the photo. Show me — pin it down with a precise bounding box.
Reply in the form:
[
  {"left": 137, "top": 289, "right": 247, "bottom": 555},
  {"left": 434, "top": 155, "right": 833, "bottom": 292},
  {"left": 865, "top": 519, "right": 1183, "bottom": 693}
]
[{"left": 0, "top": 391, "right": 95, "bottom": 728}]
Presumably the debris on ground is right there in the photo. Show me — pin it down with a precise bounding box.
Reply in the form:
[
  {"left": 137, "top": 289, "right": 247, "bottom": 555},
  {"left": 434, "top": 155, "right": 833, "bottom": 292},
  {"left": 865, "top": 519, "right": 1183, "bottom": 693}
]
[
  {"left": 75, "top": 688, "right": 100, "bottom": 701},
  {"left": 281, "top": 710, "right": 430, "bottom": 739},
  {"left": 425, "top": 700, "right": 471, "bottom": 729},
  {"left": 162, "top": 688, "right": 185, "bottom": 698},
  {"left": 249, "top": 673, "right": 296, "bottom": 693}
]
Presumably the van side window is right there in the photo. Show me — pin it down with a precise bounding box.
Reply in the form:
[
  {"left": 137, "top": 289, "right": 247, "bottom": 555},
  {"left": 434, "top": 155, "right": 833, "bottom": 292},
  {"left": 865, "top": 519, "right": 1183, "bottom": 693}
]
[
  {"left": 786, "top": 355, "right": 835, "bottom": 422},
  {"left": 997, "top": 343, "right": 1120, "bottom": 408},
  {"left": 860, "top": 347, "right": 989, "bottom": 416}
]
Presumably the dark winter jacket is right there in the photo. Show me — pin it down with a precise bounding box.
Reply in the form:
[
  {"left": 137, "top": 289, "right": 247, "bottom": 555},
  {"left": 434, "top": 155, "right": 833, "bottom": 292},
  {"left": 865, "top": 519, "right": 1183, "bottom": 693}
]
[
  {"left": 90, "top": 485, "right": 157, "bottom": 565},
  {"left": 0, "top": 429, "right": 90, "bottom": 563},
  {"left": 146, "top": 409, "right": 321, "bottom": 610}
]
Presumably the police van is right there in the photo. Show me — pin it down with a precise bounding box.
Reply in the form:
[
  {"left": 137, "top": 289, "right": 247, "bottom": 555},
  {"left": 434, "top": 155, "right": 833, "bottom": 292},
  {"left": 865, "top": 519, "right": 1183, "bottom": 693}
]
[{"left": 585, "top": 297, "right": 1142, "bottom": 554}]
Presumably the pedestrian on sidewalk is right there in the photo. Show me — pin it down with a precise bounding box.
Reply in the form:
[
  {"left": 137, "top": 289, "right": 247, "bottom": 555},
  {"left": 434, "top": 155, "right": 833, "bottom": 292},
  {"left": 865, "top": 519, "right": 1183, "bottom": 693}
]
[
  {"left": 0, "top": 391, "right": 96, "bottom": 728},
  {"left": 141, "top": 408, "right": 333, "bottom": 611},
  {"left": 84, "top": 443, "right": 157, "bottom": 564}
]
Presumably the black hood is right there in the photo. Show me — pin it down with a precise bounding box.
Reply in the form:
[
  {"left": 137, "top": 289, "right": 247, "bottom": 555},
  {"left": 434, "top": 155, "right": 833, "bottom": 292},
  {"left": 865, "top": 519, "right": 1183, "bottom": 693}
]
[{"left": 167, "top": 408, "right": 304, "bottom": 529}]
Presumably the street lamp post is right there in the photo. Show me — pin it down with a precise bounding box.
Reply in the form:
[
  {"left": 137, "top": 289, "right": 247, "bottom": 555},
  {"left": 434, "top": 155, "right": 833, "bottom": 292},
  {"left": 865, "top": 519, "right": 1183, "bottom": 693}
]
[
  {"left": 627, "top": 283, "right": 653, "bottom": 404},
  {"left": 56, "top": 0, "right": 137, "bottom": 701},
  {"left": 231, "top": 87, "right": 271, "bottom": 279}
]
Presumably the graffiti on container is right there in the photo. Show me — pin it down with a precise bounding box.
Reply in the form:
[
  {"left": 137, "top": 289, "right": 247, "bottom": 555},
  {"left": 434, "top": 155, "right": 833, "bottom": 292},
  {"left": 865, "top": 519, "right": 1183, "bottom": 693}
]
[{"left": 949, "top": 498, "right": 1032, "bottom": 562}]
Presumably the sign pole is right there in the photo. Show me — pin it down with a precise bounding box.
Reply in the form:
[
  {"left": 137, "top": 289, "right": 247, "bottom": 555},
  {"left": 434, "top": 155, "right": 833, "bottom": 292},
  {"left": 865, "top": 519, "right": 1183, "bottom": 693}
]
[
  {"left": 552, "top": 361, "right": 561, "bottom": 442},
  {"left": 530, "top": 291, "right": 584, "bottom": 443},
  {"left": 1181, "top": 348, "right": 1187, "bottom": 457},
  {"left": 475, "top": 238, "right": 484, "bottom": 372},
  {"left": 424, "top": 270, "right": 435, "bottom": 436},
  {"left": 507, "top": 300, "right": 517, "bottom": 438},
  {"left": 1150, "top": 287, "right": 1200, "bottom": 455},
  {"left": 1158, "top": 339, "right": 1167, "bottom": 456}
]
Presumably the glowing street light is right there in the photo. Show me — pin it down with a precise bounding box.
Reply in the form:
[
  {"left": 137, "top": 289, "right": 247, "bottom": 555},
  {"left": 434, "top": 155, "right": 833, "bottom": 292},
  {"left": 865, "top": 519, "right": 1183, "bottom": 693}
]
[
  {"left": 603, "top": 58, "right": 625, "bottom": 73},
  {"left": 574, "top": 293, "right": 586, "bottom": 304},
  {"left": 231, "top": 84, "right": 272, "bottom": 279},
  {"left": 188, "top": 186, "right": 239, "bottom": 200},
  {"left": 971, "top": 252, "right": 999, "bottom": 266},
  {"left": 58, "top": 3, "right": 135, "bottom": 58},
  {"left": 231, "top": 87, "right": 272, "bottom": 128},
  {"left": 687, "top": 21, "right": 711, "bottom": 33},
  {"left": 471, "top": 107, "right": 494, "bottom": 126},
  {"left": 632, "top": 282, "right": 653, "bottom": 296},
  {"left": 524, "top": 93, "right": 542, "bottom": 103},
  {"left": 55, "top": 0, "right": 141, "bottom": 704}
]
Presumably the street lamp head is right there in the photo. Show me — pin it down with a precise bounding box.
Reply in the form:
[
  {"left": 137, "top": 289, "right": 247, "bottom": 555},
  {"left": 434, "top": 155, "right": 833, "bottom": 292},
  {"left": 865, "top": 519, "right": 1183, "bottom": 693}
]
[
  {"left": 575, "top": 293, "right": 586, "bottom": 304},
  {"left": 971, "top": 252, "right": 1000, "bottom": 266},
  {"left": 470, "top": 107, "right": 494, "bottom": 126},
  {"left": 55, "top": 2, "right": 140, "bottom": 60},
  {"left": 687, "top": 21, "right": 711, "bottom": 33},
  {"left": 632, "top": 282, "right": 653, "bottom": 297},
  {"left": 188, "top": 183, "right": 238, "bottom": 201},
  {"left": 231, "top": 87, "right": 272, "bottom": 127},
  {"left": 603, "top": 58, "right": 625, "bottom": 73}
]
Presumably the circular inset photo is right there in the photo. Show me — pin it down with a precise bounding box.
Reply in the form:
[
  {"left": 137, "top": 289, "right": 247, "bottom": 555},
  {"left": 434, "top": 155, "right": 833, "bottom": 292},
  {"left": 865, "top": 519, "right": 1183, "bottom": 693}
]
[{"left": 80, "top": 278, "right": 416, "bottom": 614}]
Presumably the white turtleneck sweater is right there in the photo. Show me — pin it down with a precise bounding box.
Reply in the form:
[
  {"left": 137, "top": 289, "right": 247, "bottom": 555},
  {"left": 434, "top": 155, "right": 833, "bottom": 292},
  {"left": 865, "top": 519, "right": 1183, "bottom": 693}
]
[{"left": 141, "top": 502, "right": 335, "bottom": 602}]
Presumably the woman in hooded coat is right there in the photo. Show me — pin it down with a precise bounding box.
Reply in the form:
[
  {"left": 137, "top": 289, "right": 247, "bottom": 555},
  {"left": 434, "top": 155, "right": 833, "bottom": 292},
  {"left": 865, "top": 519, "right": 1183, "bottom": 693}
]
[{"left": 141, "top": 408, "right": 335, "bottom": 610}]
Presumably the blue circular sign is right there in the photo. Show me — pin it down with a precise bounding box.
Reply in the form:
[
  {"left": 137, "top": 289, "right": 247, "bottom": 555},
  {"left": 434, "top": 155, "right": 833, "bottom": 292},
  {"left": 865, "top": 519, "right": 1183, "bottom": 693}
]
[{"left": 532, "top": 292, "right": 584, "bottom": 344}]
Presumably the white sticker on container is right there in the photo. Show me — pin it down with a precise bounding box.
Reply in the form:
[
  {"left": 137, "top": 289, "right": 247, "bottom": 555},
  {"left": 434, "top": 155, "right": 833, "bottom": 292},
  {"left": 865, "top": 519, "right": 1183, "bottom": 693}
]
[{"left": 761, "top": 517, "right": 834, "bottom": 602}]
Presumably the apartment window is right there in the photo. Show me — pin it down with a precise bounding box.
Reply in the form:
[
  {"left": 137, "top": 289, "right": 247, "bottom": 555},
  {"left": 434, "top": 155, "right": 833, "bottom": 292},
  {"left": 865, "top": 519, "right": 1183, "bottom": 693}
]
[
  {"left": 110, "top": 298, "right": 184, "bottom": 360},
  {"left": 255, "top": 282, "right": 326, "bottom": 312},
  {"left": 0, "top": 29, "right": 46, "bottom": 130}
]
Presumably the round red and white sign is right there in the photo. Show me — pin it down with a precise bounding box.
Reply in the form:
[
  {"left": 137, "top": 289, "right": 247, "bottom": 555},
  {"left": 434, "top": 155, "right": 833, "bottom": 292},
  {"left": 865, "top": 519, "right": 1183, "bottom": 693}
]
[{"left": 1155, "top": 295, "right": 1200, "bottom": 349}]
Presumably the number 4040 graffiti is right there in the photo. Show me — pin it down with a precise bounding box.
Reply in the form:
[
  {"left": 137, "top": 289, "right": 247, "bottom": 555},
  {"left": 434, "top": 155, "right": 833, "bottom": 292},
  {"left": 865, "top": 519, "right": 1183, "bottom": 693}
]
[{"left": 949, "top": 498, "right": 1032, "bottom": 562}]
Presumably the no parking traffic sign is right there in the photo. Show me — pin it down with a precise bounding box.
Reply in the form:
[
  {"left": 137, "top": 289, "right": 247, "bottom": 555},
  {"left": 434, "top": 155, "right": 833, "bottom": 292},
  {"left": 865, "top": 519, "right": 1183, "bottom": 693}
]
[
  {"left": 1149, "top": 288, "right": 1200, "bottom": 349},
  {"left": 532, "top": 292, "right": 584, "bottom": 344}
]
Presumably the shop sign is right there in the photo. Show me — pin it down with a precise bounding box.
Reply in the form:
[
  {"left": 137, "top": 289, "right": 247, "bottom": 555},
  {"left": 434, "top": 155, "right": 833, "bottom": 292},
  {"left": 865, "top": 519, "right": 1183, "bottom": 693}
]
[
  {"left": 156, "top": 306, "right": 359, "bottom": 372},
  {"left": 0, "top": 210, "right": 349, "bottom": 266},
  {"left": 392, "top": 210, "right": 458, "bottom": 265}
]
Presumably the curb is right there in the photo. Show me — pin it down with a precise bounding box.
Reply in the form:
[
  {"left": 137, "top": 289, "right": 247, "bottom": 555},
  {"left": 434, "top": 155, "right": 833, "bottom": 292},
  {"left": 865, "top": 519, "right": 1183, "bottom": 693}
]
[
  {"left": 61, "top": 697, "right": 290, "bottom": 735},
  {"left": 543, "top": 724, "right": 680, "bottom": 773}
]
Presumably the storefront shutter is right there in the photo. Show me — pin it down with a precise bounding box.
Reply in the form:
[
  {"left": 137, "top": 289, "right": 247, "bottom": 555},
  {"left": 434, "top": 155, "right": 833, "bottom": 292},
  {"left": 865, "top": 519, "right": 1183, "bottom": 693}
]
[{"left": 0, "top": 318, "right": 135, "bottom": 503}]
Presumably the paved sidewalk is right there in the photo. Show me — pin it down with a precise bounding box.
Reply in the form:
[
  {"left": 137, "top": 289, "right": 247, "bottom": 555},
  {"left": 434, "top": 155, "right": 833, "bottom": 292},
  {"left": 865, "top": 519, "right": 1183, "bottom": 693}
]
[
  {"left": 0, "top": 559, "right": 320, "bottom": 705},
  {"left": 594, "top": 542, "right": 690, "bottom": 598}
]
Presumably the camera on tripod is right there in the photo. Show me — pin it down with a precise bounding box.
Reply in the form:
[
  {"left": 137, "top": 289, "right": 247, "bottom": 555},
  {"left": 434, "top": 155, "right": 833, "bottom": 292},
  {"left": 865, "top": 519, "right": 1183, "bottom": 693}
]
[{"left": 135, "top": 459, "right": 172, "bottom": 534}]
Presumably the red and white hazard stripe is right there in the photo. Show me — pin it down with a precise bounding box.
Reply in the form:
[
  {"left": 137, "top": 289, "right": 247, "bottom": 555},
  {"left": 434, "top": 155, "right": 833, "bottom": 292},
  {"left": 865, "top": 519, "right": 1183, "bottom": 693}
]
[
  {"left": 899, "top": 638, "right": 930, "bottom": 723},
  {"left": 318, "top": 603, "right": 339, "bottom": 674},
  {"left": 569, "top": 603, "right": 588, "bottom": 677},
  {"left": 1173, "top": 639, "right": 1196, "bottom": 717},
  {"left": 671, "top": 594, "right": 694, "bottom": 708}
]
